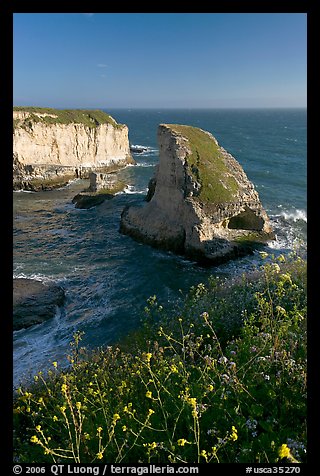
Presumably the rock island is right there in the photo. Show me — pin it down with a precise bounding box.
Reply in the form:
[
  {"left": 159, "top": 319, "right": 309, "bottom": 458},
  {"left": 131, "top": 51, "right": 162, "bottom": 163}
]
[{"left": 120, "top": 124, "right": 274, "bottom": 264}]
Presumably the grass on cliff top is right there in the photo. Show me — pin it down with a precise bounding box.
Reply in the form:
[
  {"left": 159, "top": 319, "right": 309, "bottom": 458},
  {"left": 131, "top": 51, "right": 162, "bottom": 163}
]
[
  {"left": 13, "top": 107, "right": 122, "bottom": 129},
  {"left": 166, "top": 124, "right": 239, "bottom": 204},
  {"left": 13, "top": 254, "right": 307, "bottom": 464}
]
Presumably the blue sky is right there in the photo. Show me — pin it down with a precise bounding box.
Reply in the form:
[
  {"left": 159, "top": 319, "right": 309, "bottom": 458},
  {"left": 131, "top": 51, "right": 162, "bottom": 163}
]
[{"left": 13, "top": 13, "right": 307, "bottom": 109}]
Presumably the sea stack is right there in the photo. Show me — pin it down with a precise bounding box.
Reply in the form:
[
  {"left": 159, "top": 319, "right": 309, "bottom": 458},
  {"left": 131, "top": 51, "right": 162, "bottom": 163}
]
[
  {"left": 13, "top": 107, "right": 134, "bottom": 191},
  {"left": 120, "top": 124, "right": 274, "bottom": 264}
]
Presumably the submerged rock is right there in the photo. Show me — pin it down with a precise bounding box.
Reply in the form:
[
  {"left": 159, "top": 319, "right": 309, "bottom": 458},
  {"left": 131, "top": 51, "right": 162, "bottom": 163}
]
[
  {"left": 72, "top": 192, "right": 114, "bottom": 209},
  {"left": 13, "top": 278, "right": 65, "bottom": 331},
  {"left": 120, "top": 124, "right": 274, "bottom": 264}
]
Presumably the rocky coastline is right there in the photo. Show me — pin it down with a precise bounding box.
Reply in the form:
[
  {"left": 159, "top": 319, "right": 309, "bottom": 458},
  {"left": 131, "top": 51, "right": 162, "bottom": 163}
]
[{"left": 13, "top": 107, "right": 134, "bottom": 191}]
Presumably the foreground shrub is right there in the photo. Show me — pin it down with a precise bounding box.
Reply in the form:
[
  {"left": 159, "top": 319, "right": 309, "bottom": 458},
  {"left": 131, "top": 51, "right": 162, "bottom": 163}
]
[{"left": 13, "top": 255, "right": 307, "bottom": 463}]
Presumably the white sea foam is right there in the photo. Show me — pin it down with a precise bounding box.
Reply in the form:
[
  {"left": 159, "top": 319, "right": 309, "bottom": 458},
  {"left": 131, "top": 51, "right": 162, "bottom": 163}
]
[
  {"left": 130, "top": 144, "right": 158, "bottom": 155},
  {"left": 134, "top": 162, "right": 155, "bottom": 167},
  {"left": 116, "top": 185, "right": 148, "bottom": 195},
  {"left": 280, "top": 209, "right": 307, "bottom": 223},
  {"left": 56, "top": 178, "right": 81, "bottom": 190},
  {"left": 13, "top": 272, "right": 67, "bottom": 284},
  {"left": 13, "top": 189, "right": 36, "bottom": 193}
]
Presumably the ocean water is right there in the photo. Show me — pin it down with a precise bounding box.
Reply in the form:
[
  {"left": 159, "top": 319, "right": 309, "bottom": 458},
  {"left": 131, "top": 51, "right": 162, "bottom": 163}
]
[{"left": 13, "top": 108, "right": 307, "bottom": 388}]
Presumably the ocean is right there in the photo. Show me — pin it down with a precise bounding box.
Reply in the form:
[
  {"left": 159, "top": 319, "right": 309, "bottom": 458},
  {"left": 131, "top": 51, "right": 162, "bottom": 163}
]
[{"left": 13, "top": 108, "right": 307, "bottom": 388}]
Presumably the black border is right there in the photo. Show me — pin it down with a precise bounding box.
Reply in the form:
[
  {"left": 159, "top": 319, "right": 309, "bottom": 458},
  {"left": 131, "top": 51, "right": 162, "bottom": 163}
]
[{"left": 4, "top": 2, "right": 315, "bottom": 472}]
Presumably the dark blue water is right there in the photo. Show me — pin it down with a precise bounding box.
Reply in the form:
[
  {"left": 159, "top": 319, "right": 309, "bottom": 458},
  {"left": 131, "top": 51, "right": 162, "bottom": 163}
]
[{"left": 13, "top": 109, "right": 306, "bottom": 388}]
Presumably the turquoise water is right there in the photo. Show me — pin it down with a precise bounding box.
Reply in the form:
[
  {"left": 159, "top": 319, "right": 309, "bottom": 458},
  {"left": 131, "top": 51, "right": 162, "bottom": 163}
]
[{"left": 13, "top": 108, "right": 307, "bottom": 387}]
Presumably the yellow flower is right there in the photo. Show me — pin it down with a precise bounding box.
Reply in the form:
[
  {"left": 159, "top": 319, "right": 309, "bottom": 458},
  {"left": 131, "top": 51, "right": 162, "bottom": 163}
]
[
  {"left": 149, "top": 442, "right": 157, "bottom": 450},
  {"left": 76, "top": 402, "right": 82, "bottom": 410},
  {"left": 148, "top": 408, "right": 155, "bottom": 416},
  {"left": 279, "top": 444, "right": 291, "bottom": 459},
  {"left": 177, "top": 438, "right": 188, "bottom": 446},
  {"left": 30, "top": 435, "right": 39, "bottom": 444},
  {"left": 36, "top": 425, "right": 41, "bottom": 432},
  {"left": 187, "top": 397, "right": 197, "bottom": 408},
  {"left": 201, "top": 449, "right": 208, "bottom": 461},
  {"left": 170, "top": 364, "right": 178, "bottom": 373},
  {"left": 146, "top": 391, "right": 152, "bottom": 399},
  {"left": 122, "top": 425, "right": 127, "bottom": 432},
  {"left": 61, "top": 383, "right": 68, "bottom": 394},
  {"left": 97, "top": 452, "right": 103, "bottom": 460},
  {"left": 230, "top": 426, "right": 238, "bottom": 441},
  {"left": 97, "top": 426, "right": 103, "bottom": 433},
  {"left": 145, "top": 353, "right": 152, "bottom": 363},
  {"left": 112, "top": 413, "right": 120, "bottom": 423},
  {"left": 208, "top": 384, "right": 214, "bottom": 392},
  {"left": 52, "top": 361, "right": 58, "bottom": 368}
]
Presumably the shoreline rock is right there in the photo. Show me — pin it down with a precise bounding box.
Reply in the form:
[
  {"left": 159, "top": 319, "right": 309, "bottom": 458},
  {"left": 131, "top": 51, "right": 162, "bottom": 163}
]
[
  {"left": 72, "top": 171, "right": 126, "bottom": 209},
  {"left": 13, "top": 278, "right": 65, "bottom": 331},
  {"left": 120, "top": 124, "right": 275, "bottom": 265}
]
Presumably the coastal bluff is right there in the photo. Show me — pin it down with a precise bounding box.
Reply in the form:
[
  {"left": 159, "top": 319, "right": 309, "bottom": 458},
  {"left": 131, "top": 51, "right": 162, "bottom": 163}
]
[
  {"left": 13, "top": 107, "right": 134, "bottom": 191},
  {"left": 120, "top": 124, "right": 274, "bottom": 264}
]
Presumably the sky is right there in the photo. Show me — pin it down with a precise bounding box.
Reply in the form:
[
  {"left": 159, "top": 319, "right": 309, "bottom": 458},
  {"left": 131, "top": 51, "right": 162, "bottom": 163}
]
[{"left": 13, "top": 13, "right": 307, "bottom": 109}]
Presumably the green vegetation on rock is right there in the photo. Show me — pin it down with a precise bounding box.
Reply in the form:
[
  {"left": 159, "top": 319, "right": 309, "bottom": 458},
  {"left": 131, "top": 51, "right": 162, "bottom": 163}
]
[
  {"left": 13, "top": 107, "right": 122, "bottom": 129},
  {"left": 13, "top": 254, "right": 306, "bottom": 463},
  {"left": 168, "top": 124, "right": 239, "bottom": 203}
]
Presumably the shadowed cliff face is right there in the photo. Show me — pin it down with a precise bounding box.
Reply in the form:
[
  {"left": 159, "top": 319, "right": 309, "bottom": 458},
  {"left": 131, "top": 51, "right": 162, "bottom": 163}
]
[
  {"left": 120, "top": 124, "right": 274, "bottom": 264},
  {"left": 13, "top": 108, "right": 134, "bottom": 190}
]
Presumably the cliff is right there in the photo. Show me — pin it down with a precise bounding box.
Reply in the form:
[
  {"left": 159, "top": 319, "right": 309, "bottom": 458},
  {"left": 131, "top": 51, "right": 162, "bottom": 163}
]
[
  {"left": 13, "top": 107, "right": 134, "bottom": 190},
  {"left": 120, "top": 124, "right": 274, "bottom": 264}
]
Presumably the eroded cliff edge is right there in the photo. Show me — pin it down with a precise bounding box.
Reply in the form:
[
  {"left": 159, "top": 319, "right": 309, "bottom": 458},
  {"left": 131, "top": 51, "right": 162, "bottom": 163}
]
[
  {"left": 120, "top": 124, "right": 274, "bottom": 264},
  {"left": 13, "top": 107, "right": 134, "bottom": 190}
]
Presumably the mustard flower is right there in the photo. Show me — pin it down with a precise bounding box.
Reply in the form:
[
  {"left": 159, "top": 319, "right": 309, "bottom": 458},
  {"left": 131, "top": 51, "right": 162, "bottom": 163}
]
[
  {"left": 230, "top": 426, "right": 238, "bottom": 441},
  {"left": 177, "top": 439, "right": 189, "bottom": 446},
  {"left": 145, "top": 353, "right": 152, "bottom": 363},
  {"left": 30, "top": 435, "right": 39, "bottom": 444},
  {"left": 187, "top": 397, "right": 197, "bottom": 408},
  {"left": 201, "top": 449, "right": 208, "bottom": 461},
  {"left": 148, "top": 408, "right": 155, "bottom": 416},
  {"left": 112, "top": 413, "right": 120, "bottom": 423},
  {"left": 271, "top": 263, "right": 281, "bottom": 273},
  {"left": 97, "top": 452, "right": 103, "bottom": 460},
  {"left": 146, "top": 391, "right": 152, "bottom": 399},
  {"left": 279, "top": 444, "right": 291, "bottom": 459}
]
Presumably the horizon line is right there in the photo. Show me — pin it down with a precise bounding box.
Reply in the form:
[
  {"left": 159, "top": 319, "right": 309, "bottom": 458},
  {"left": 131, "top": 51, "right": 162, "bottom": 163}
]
[{"left": 13, "top": 105, "right": 307, "bottom": 110}]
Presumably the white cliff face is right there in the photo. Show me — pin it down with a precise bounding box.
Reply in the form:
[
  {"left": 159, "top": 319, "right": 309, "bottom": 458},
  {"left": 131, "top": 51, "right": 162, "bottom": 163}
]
[
  {"left": 13, "top": 122, "right": 131, "bottom": 167},
  {"left": 120, "top": 124, "right": 274, "bottom": 264},
  {"left": 13, "top": 109, "right": 133, "bottom": 190}
]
